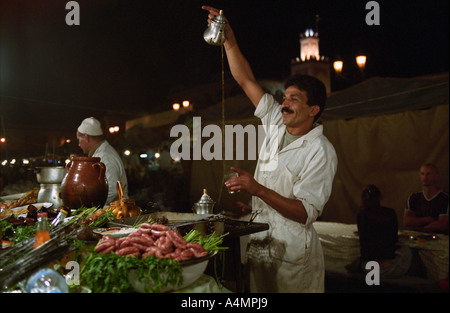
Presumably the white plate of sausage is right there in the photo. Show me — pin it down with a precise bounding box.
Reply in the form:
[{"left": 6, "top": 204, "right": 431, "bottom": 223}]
[
  {"left": 93, "top": 223, "right": 218, "bottom": 292},
  {"left": 94, "top": 227, "right": 138, "bottom": 238}
]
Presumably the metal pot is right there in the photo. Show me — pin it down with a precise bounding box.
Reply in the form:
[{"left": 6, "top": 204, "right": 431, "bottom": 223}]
[
  {"left": 192, "top": 189, "right": 215, "bottom": 214},
  {"left": 38, "top": 184, "right": 64, "bottom": 208},
  {"left": 35, "top": 166, "right": 66, "bottom": 184},
  {"left": 192, "top": 203, "right": 215, "bottom": 214},
  {"left": 203, "top": 10, "right": 227, "bottom": 46}
]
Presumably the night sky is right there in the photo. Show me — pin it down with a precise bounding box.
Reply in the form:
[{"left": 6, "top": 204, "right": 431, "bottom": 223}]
[{"left": 0, "top": 0, "right": 448, "bottom": 157}]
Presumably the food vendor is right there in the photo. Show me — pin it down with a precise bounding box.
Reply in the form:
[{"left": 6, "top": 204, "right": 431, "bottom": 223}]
[
  {"left": 203, "top": 6, "right": 338, "bottom": 292},
  {"left": 76, "top": 117, "right": 128, "bottom": 205}
]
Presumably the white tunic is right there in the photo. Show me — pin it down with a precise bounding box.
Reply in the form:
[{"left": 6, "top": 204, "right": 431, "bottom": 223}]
[
  {"left": 247, "top": 94, "right": 338, "bottom": 293},
  {"left": 91, "top": 140, "right": 128, "bottom": 205}
]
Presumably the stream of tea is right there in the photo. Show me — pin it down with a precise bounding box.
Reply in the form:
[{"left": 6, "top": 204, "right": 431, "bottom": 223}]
[{"left": 217, "top": 44, "right": 226, "bottom": 208}]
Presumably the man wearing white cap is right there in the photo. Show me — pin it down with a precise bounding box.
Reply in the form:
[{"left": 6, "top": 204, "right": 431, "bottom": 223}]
[{"left": 76, "top": 117, "right": 128, "bottom": 204}]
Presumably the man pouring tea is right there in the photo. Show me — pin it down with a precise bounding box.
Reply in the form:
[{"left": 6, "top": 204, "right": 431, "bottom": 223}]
[{"left": 202, "top": 6, "right": 337, "bottom": 292}]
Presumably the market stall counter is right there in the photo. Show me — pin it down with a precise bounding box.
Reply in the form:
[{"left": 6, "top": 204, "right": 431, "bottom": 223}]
[
  {"left": 111, "top": 211, "right": 270, "bottom": 293},
  {"left": 0, "top": 209, "right": 268, "bottom": 293}
]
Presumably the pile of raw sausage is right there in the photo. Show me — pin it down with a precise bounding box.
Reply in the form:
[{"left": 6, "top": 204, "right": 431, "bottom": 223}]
[{"left": 94, "top": 223, "right": 208, "bottom": 261}]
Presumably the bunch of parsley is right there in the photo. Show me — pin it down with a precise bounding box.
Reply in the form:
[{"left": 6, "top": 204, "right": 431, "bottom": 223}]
[{"left": 80, "top": 252, "right": 183, "bottom": 293}]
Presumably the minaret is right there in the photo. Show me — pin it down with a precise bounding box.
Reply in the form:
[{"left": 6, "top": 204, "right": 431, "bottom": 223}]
[
  {"left": 291, "top": 16, "right": 331, "bottom": 93},
  {"left": 300, "top": 28, "right": 320, "bottom": 62}
]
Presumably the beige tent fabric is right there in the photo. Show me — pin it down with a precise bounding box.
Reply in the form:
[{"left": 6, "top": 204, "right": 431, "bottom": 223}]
[
  {"left": 321, "top": 105, "right": 449, "bottom": 225},
  {"left": 322, "top": 74, "right": 449, "bottom": 120}
]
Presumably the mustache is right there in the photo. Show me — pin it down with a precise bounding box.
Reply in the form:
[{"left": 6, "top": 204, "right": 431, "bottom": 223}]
[{"left": 281, "top": 107, "right": 294, "bottom": 114}]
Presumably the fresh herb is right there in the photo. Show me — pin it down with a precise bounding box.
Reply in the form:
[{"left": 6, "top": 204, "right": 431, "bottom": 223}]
[
  {"left": 71, "top": 206, "right": 93, "bottom": 216},
  {"left": 89, "top": 209, "right": 116, "bottom": 227},
  {"left": 69, "top": 206, "right": 100, "bottom": 223},
  {"left": 81, "top": 251, "right": 183, "bottom": 293},
  {"left": 63, "top": 206, "right": 116, "bottom": 228},
  {"left": 132, "top": 215, "right": 154, "bottom": 228},
  {"left": 12, "top": 224, "right": 37, "bottom": 244},
  {"left": 0, "top": 219, "right": 36, "bottom": 244},
  {"left": 0, "top": 218, "right": 15, "bottom": 239},
  {"left": 183, "top": 230, "right": 229, "bottom": 253},
  {"left": 183, "top": 230, "right": 229, "bottom": 289},
  {"left": 70, "top": 238, "right": 86, "bottom": 264}
]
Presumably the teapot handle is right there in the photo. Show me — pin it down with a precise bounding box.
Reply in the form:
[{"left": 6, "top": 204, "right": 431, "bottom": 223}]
[{"left": 92, "top": 162, "right": 106, "bottom": 182}]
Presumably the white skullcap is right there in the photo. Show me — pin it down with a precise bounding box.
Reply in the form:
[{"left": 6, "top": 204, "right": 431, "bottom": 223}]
[{"left": 77, "top": 117, "right": 103, "bottom": 136}]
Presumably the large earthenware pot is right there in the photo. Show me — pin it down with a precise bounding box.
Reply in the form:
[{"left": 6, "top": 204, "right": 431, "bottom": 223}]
[{"left": 60, "top": 157, "right": 108, "bottom": 209}]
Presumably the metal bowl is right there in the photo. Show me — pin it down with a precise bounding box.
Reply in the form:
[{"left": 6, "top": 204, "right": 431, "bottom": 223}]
[
  {"left": 192, "top": 203, "right": 215, "bottom": 214},
  {"left": 35, "top": 166, "right": 66, "bottom": 184}
]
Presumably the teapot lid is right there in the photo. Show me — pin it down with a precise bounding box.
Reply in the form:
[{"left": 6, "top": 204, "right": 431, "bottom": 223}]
[
  {"left": 197, "top": 189, "right": 215, "bottom": 204},
  {"left": 212, "top": 10, "right": 227, "bottom": 24}
]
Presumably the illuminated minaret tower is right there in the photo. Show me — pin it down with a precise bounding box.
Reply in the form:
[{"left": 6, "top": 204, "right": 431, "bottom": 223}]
[
  {"left": 300, "top": 28, "right": 320, "bottom": 62},
  {"left": 291, "top": 15, "right": 331, "bottom": 93}
]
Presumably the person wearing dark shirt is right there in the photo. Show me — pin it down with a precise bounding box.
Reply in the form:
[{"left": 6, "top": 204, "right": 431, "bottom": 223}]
[
  {"left": 404, "top": 163, "right": 449, "bottom": 234},
  {"left": 357, "top": 185, "right": 411, "bottom": 279}
]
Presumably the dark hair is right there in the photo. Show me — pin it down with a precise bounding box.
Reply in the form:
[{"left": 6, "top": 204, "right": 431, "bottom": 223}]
[
  {"left": 361, "top": 184, "right": 381, "bottom": 211},
  {"left": 362, "top": 184, "right": 381, "bottom": 200},
  {"left": 284, "top": 74, "right": 327, "bottom": 122}
]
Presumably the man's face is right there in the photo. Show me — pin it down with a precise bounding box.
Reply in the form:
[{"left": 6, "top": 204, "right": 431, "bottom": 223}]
[
  {"left": 76, "top": 132, "right": 89, "bottom": 154},
  {"left": 281, "top": 86, "right": 317, "bottom": 131},
  {"left": 420, "top": 165, "right": 438, "bottom": 187}
]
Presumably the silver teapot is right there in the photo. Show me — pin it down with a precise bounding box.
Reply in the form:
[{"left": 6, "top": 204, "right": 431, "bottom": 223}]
[
  {"left": 192, "top": 189, "right": 215, "bottom": 214},
  {"left": 203, "top": 10, "right": 227, "bottom": 46}
]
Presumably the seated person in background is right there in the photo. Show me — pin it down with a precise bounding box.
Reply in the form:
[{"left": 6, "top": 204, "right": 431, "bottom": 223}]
[
  {"left": 404, "top": 163, "right": 449, "bottom": 234},
  {"left": 357, "top": 185, "right": 411, "bottom": 279}
]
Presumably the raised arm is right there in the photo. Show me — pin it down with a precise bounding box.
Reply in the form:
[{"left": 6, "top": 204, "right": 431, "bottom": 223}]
[{"left": 202, "top": 5, "right": 265, "bottom": 107}]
